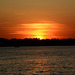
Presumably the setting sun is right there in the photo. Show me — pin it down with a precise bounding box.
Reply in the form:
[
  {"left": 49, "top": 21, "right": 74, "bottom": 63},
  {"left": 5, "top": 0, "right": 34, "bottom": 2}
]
[
  {"left": 22, "top": 23, "right": 53, "bottom": 39},
  {"left": 35, "top": 36, "right": 44, "bottom": 40}
]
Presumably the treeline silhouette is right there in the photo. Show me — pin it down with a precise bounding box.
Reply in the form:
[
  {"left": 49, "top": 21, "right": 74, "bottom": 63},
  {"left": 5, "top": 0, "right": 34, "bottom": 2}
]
[{"left": 0, "top": 38, "right": 75, "bottom": 47}]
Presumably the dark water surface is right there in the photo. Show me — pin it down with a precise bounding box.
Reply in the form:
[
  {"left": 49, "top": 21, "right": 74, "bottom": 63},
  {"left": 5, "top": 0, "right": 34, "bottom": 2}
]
[{"left": 0, "top": 46, "right": 75, "bottom": 75}]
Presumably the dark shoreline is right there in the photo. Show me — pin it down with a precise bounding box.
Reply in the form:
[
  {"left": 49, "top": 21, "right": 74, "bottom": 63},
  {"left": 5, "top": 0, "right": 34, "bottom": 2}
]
[{"left": 0, "top": 38, "right": 75, "bottom": 47}]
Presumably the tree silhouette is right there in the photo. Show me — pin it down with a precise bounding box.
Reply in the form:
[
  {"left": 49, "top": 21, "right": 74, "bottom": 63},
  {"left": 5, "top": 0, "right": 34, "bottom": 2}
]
[{"left": 0, "top": 38, "right": 75, "bottom": 47}]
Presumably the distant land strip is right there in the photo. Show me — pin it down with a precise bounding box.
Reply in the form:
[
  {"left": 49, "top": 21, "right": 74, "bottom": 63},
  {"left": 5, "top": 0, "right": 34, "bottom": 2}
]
[{"left": 0, "top": 38, "right": 75, "bottom": 47}]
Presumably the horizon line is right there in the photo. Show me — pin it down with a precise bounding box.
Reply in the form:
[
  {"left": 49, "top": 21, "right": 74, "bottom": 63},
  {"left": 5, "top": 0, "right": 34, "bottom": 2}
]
[{"left": 0, "top": 38, "right": 75, "bottom": 40}]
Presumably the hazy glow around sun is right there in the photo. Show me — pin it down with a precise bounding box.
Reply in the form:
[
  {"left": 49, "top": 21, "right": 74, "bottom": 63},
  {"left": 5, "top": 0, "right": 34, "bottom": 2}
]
[
  {"left": 11, "top": 22, "right": 61, "bottom": 39},
  {"left": 21, "top": 23, "right": 51, "bottom": 39}
]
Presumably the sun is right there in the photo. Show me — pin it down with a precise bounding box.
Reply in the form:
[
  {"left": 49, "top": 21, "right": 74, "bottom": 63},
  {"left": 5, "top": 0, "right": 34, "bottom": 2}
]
[
  {"left": 38, "top": 37, "right": 42, "bottom": 40},
  {"left": 37, "top": 37, "right": 42, "bottom": 40},
  {"left": 36, "top": 36, "right": 44, "bottom": 40}
]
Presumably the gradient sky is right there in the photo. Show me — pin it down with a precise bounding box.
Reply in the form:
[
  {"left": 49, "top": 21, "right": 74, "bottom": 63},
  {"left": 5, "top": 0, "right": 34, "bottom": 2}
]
[{"left": 0, "top": 0, "right": 75, "bottom": 39}]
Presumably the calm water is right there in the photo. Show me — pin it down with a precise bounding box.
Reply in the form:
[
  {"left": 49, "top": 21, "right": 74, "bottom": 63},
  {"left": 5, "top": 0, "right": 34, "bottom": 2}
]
[{"left": 0, "top": 46, "right": 75, "bottom": 75}]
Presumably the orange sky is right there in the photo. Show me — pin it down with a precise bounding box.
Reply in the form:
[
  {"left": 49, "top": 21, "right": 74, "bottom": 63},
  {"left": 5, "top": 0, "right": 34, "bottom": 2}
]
[{"left": 0, "top": 0, "right": 75, "bottom": 39}]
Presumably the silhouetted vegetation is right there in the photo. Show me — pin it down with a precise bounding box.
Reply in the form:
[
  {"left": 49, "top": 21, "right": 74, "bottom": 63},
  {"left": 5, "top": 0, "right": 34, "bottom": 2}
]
[{"left": 0, "top": 38, "right": 75, "bottom": 47}]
